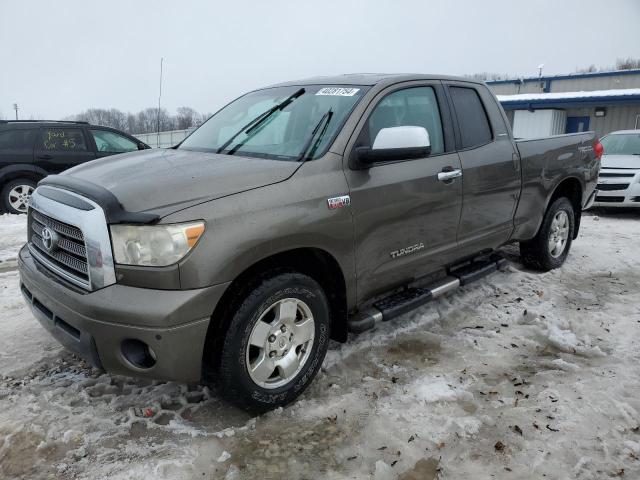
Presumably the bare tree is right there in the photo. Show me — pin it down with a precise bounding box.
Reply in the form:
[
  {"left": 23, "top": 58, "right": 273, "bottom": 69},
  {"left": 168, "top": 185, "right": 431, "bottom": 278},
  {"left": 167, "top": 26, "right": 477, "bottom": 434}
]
[
  {"left": 575, "top": 64, "right": 598, "bottom": 73},
  {"left": 615, "top": 57, "right": 640, "bottom": 70},
  {"left": 69, "top": 106, "right": 206, "bottom": 134},
  {"left": 175, "top": 107, "right": 198, "bottom": 130}
]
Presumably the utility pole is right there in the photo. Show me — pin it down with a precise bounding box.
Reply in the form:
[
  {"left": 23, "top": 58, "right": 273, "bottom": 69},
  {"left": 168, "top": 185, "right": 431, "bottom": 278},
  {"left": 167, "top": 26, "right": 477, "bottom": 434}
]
[
  {"left": 13, "top": 103, "right": 18, "bottom": 120},
  {"left": 537, "top": 64, "right": 545, "bottom": 92},
  {"left": 157, "top": 58, "right": 163, "bottom": 148}
]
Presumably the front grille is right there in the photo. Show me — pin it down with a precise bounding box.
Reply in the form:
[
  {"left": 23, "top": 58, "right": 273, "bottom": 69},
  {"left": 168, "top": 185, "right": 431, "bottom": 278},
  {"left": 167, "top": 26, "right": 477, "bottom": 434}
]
[
  {"left": 28, "top": 208, "right": 90, "bottom": 288},
  {"left": 596, "top": 196, "right": 625, "bottom": 203},
  {"left": 597, "top": 183, "right": 630, "bottom": 191}
]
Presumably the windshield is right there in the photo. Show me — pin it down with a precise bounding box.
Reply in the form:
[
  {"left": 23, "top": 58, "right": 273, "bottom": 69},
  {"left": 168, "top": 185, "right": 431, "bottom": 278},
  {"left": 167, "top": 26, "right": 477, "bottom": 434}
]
[
  {"left": 179, "top": 85, "right": 368, "bottom": 160},
  {"left": 600, "top": 133, "right": 640, "bottom": 155}
]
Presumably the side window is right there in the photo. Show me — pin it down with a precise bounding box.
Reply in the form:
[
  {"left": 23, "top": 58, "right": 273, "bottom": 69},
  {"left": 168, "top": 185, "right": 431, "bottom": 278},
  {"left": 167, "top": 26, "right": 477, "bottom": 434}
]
[
  {"left": 90, "top": 129, "right": 138, "bottom": 153},
  {"left": 366, "top": 87, "right": 445, "bottom": 155},
  {"left": 0, "top": 129, "right": 36, "bottom": 149},
  {"left": 449, "top": 86, "right": 492, "bottom": 149},
  {"left": 38, "top": 128, "right": 88, "bottom": 152}
]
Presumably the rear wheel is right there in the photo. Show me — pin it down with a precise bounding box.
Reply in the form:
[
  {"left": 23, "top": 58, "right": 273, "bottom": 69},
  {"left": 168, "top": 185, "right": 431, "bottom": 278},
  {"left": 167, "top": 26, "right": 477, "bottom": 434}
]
[
  {"left": 216, "top": 272, "right": 330, "bottom": 412},
  {"left": 2, "top": 178, "right": 36, "bottom": 214},
  {"left": 520, "top": 197, "right": 575, "bottom": 271}
]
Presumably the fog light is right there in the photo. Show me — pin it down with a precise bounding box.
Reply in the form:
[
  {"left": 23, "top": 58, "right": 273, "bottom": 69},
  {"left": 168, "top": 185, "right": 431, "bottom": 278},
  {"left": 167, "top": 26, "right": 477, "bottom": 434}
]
[{"left": 121, "top": 339, "right": 157, "bottom": 369}]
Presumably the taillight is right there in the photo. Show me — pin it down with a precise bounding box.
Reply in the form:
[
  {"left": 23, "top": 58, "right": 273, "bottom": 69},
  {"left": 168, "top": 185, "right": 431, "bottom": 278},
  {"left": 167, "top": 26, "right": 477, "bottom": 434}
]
[{"left": 594, "top": 139, "right": 604, "bottom": 160}]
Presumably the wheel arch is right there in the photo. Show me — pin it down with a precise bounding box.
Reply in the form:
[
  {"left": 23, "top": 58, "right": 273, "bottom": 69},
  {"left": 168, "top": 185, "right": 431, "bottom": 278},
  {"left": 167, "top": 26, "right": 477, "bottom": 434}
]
[
  {"left": 202, "top": 247, "right": 349, "bottom": 376},
  {"left": 545, "top": 176, "right": 583, "bottom": 239},
  {"left": 0, "top": 164, "right": 48, "bottom": 187}
]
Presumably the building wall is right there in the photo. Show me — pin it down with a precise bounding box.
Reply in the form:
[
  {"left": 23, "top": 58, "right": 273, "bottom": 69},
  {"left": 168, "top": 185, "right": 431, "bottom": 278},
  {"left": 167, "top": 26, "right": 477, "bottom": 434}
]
[
  {"left": 563, "top": 105, "right": 640, "bottom": 138},
  {"left": 488, "top": 71, "right": 640, "bottom": 95}
]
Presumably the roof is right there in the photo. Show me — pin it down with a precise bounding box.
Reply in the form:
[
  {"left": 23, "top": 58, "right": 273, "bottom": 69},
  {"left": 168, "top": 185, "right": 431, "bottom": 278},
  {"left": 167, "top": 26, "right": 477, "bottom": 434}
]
[
  {"left": 268, "top": 73, "right": 482, "bottom": 88},
  {"left": 0, "top": 120, "right": 89, "bottom": 126},
  {"left": 487, "top": 68, "right": 640, "bottom": 85},
  {"left": 607, "top": 130, "right": 640, "bottom": 135},
  {"left": 497, "top": 88, "right": 640, "bottom": 109}
]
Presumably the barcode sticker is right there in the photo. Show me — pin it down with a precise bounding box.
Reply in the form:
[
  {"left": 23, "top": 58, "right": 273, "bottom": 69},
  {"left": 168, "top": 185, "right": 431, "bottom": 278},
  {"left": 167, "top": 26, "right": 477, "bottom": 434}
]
[{"left": 316, "top": 87, "right": 360, "bottom": 97}]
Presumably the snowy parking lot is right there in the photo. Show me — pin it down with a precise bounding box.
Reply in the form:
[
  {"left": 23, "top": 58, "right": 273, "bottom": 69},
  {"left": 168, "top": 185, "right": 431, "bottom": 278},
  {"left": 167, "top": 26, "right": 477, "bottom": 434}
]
[{"left": 0, "top": 211, "right": 639, "bottom": 479}]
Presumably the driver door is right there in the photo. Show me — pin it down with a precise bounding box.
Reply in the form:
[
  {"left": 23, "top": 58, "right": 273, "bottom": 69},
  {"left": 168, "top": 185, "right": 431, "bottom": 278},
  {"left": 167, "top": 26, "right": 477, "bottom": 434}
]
[{"left": 343, "top": 82, "right": 463, "bottom": 303}]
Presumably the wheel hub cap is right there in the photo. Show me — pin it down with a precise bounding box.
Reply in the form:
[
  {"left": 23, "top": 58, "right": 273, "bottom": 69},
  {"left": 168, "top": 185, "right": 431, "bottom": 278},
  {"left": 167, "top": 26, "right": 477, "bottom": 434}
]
[
  {"left": 548, "top": 210, "right": 569, "bottom": 258},
  {"left": 8, "top": 185, "right": 34, "bottom": 213},
  {"left": 246, "top": 298, "right": 315, "bottom": 389}
]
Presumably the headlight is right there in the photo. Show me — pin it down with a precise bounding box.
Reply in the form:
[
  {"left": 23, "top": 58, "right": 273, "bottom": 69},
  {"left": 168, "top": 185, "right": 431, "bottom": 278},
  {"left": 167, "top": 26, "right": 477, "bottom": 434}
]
[{"left": 110, "top": 221, "right": 205, "bottom": 266}]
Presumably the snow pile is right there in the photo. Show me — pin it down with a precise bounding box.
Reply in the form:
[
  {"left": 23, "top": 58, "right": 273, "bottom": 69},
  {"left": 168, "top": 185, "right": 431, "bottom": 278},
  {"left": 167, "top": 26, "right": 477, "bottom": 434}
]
[
  {"left": 409, "top": 376, "right": 470, "bottom": 403},
  {"left": 0, "top": 213, "right": 26, "bottom": 264},
  {"left": 520, "top": 310, "right": 606, "bottom": 358},
  {"left": 498, "top": 87, "right": 640, "bottom": 103}
]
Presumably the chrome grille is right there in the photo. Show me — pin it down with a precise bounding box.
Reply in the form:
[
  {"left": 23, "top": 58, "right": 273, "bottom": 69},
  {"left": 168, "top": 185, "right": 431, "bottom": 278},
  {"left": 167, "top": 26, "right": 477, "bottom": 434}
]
[
  {"left": 28, "top": 208, "right": 90, "bottom": 288},
  {"left": 32, "top": 209, "right": 84, "bottom": 241}
]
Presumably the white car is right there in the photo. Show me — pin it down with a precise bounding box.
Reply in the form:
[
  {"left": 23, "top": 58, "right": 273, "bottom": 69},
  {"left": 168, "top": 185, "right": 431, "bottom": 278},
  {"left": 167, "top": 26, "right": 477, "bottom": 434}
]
[{"left": 594, "top": 130, "right": 640, "bottom": 208}]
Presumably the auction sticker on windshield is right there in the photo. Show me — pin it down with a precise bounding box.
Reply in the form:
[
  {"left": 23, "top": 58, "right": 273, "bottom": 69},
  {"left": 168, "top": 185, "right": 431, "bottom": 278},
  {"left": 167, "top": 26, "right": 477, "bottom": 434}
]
[{"left": 316, "top": 87, "right": 360, "bottom": 96}]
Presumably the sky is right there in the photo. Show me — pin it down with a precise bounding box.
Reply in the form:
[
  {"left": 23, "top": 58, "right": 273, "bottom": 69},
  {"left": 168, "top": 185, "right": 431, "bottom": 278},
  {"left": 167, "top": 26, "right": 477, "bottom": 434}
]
[{"left": 1, "top": 0, "right": 639, "bottom": 120}]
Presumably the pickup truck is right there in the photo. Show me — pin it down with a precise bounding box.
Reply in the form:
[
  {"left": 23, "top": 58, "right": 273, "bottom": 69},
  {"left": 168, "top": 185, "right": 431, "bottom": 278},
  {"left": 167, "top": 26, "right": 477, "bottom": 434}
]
[{"left": 18, "top": 74, "right": 600, "bottom": 411}]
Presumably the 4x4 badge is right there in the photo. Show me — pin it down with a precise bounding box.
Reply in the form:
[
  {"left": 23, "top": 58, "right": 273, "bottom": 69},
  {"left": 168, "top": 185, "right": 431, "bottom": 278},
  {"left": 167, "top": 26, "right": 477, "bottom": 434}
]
[{"left": 327, "top": 195, "right": 351, "bottom": 210}]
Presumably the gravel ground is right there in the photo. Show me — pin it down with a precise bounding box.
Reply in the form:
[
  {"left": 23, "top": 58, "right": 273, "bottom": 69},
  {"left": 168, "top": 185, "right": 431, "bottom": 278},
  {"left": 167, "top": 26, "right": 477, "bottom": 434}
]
[{"left": 0, "top": 210, "right": 639, "bottom": 479}]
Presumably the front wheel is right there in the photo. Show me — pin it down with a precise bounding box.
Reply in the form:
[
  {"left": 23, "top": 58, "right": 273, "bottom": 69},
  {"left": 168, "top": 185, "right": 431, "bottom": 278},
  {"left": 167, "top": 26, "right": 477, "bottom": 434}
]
[
  {"left": 216, "top": 272, "right": 330, "bottom": 412},
  {"left": 2, "top": 178, "right": 37, "bottom": 214},
  {"left": 520, "top": 197, "right": 575, "bottom": 271}
]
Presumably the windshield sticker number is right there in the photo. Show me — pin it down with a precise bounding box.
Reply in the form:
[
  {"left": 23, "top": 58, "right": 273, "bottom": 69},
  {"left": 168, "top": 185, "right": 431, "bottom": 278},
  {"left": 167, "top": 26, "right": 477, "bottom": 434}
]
[{"left": 316, "top": 87, "right": 360, "bottom": 97}]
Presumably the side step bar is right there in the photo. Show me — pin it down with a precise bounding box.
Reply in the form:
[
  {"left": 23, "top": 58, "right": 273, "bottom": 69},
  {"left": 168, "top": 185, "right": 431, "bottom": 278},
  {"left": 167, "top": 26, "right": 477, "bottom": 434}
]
[{"left": 347, "top": 253, "right": 507, "bottom": 333}]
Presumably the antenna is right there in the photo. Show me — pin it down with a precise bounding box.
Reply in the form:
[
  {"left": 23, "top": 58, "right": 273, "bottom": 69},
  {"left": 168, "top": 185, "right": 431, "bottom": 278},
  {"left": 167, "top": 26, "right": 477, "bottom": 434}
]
[{"left": 157, "top": 58, "right": 163, "bottom": 148}]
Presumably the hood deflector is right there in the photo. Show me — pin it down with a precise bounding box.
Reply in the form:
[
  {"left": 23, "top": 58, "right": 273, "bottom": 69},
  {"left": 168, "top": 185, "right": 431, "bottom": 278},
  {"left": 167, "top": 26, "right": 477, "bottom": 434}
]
[{"left": 38, "top": 175, "right": 160, "bottom": 224}]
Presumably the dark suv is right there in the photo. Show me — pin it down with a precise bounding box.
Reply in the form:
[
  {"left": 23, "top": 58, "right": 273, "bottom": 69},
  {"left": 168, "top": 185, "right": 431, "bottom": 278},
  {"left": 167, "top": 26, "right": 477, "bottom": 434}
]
[{"left": 0, "top": 120, "right": 149, "bottom": 214}]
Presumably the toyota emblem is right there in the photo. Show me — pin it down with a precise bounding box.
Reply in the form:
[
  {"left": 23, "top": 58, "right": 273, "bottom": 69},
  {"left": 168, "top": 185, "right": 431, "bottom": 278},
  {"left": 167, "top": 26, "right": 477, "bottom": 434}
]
[{"left": 41, "top": 227, "right": 56, "bottom": 252}]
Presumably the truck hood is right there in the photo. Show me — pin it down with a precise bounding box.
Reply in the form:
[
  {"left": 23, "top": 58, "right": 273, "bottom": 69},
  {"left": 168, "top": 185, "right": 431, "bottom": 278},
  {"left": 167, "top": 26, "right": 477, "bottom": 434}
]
[
  {"left": 601, "top": 154, "right": 640, "bottom": 169},
  {"left": 61, "top": 148, "right": 302, "bottom": 215}
]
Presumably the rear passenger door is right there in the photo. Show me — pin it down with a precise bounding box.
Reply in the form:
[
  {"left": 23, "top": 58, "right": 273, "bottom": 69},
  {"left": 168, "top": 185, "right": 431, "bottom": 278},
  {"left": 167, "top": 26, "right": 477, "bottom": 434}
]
[
  {"left": 0, "top": 127, "right": 37, "bottom": 168},
  {"left": 344, "top": 82, "right": 463, "bottom": 303},
  {"left": 445, "top": 82, "right": 520, "bottom": 256},
  {"left": 34, "top": 127, "right": 96, "bottom": 173}
]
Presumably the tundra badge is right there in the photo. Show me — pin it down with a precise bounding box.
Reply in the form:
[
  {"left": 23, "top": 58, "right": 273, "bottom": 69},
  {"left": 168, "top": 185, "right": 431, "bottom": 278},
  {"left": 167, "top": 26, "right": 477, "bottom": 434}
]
[
  {"left": 327, "top": 195, "right": 351, "bottom": 210},
  {"left": 390, "top": 242, "right": 425, "bottom": 259}
]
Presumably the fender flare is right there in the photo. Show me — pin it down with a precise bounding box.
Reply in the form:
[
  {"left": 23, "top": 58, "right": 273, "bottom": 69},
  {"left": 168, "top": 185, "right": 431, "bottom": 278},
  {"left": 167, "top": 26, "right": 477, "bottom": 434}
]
[{"left": 0, "top": 164, "right": 48, "bottom": 186}]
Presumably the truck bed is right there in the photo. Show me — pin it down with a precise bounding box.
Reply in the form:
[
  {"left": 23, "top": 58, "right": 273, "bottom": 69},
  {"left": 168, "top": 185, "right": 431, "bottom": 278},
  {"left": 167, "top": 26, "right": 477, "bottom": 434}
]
[{"left": 511, "top": 132, "right": 598, "bottom": 241}]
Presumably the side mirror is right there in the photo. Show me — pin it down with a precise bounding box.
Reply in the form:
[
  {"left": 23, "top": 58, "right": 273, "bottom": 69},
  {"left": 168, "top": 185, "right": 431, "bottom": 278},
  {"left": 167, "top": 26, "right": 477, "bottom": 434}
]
[{"left": 354, "top": 126, "right": 431, "bottom": 167}]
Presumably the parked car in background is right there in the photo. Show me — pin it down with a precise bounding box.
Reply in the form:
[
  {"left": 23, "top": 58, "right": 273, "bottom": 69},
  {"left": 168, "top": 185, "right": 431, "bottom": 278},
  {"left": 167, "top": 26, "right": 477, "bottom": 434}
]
[
  {"left": 0, "top": 120, "right": 149, "bottom": 214},
  {"left": 18, "top": 74, "right": 599, "bottom": 411},
  {"left": 594, "top": 130, "right": 640, "bottom": 208}
]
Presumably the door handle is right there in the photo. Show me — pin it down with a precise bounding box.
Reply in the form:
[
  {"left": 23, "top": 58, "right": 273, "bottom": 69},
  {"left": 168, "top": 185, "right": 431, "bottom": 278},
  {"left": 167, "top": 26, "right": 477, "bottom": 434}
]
[
  {"left": 437, "top": 169, "right": 462, "bottom": 182},
  {"left": 37, "top": 154, "right": 53, "bottom": 160}
]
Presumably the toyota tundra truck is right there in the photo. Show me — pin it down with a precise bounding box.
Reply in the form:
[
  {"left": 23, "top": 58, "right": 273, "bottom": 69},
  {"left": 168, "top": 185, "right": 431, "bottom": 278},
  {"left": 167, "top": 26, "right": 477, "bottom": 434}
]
[{"left": 18, "top": 74, "right": 601, "bottom": 411}]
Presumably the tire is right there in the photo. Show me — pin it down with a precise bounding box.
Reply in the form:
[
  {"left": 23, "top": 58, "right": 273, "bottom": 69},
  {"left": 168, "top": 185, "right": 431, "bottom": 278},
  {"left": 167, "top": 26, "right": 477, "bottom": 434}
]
[
  {"left": 2, "top": 178, "right": 37, "bottom": 214},
  {"left": 216, "top": 272, "right": 330, "bottom": 412},
  {"left": 520, "top": 197, "right": 575, "bottom": 271}
]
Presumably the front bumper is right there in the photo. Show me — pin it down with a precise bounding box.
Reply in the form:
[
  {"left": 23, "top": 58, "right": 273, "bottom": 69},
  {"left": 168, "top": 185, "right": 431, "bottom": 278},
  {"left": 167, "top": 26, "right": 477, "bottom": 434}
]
[
  {"left": 594, "top": 171, "right": 640, "bottom": 208},
  {"left": 18, "top": 245, "right": 230, "bottom": 383}
]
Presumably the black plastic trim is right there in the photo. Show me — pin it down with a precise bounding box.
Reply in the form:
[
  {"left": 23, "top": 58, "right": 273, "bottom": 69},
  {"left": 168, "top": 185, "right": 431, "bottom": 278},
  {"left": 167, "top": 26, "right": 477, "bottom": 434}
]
[
  {"left": 115, "top": 263, "right": 181, "bottom": 290},
  {"left": 39, "top": 175, "right": 159, "bottom": 224},
  {"left": 38, "top": 185, "right": 94, "bottom": 211}
]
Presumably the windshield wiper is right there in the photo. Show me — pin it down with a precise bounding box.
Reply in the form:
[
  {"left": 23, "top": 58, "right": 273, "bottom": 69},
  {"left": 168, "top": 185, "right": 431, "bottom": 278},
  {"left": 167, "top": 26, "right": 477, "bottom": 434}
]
[
  {"left": 296, "top": 108, "right": 333, "bottom": 162},
  {"left": 216, "top": 87, "right": 305, "bottom": 154}
]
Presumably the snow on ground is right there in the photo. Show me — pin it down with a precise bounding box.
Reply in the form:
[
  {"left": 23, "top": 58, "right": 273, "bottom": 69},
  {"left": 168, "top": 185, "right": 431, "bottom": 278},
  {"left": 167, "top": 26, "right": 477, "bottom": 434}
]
[{"left": 0, "top": 210, "right": 639, "bottom": 479}]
